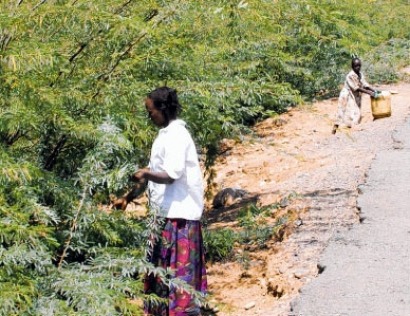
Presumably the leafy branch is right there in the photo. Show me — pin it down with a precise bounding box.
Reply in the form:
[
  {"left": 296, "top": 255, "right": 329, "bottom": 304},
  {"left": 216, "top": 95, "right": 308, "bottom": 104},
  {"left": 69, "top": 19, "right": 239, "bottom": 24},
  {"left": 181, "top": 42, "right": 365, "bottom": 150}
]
[{"left": 57, "top": 186, "right": 87, "bottom": 268}]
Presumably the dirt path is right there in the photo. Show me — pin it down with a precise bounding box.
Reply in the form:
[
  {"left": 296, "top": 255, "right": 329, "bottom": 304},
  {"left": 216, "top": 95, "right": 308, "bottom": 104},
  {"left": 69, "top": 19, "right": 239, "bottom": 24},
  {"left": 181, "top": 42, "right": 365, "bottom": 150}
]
[{"left": 206, "top": 79, "right": 410, "bottom": 315}]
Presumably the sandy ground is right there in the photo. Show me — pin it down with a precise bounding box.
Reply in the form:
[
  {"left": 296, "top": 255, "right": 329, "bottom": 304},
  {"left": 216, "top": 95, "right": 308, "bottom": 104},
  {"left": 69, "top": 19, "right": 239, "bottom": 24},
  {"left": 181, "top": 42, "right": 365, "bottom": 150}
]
[{"left": 205, "top": 76, "right": 410, "bottom": 315}]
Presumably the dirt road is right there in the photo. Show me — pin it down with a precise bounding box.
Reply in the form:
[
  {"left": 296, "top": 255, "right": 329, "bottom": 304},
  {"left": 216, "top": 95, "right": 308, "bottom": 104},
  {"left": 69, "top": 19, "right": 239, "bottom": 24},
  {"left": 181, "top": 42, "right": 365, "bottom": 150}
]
[{"left": 207, "top": 78, "right": 410, "bottom": 315}]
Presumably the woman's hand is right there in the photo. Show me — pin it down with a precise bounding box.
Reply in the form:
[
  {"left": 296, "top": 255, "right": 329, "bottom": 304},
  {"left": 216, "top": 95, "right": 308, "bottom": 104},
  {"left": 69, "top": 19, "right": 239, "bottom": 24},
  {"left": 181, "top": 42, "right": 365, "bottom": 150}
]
[
  {"left": 111, "top": 181, "right": 147, "bottom": 211},
  {"left": 132, "top": 168, "right": 149, "bottom": 183},
  {"left": 112, "top": 197, "right": 128, "bottom": 210},
  {"left": 359, "top": 87, "right": 376, "bottom": 97}
]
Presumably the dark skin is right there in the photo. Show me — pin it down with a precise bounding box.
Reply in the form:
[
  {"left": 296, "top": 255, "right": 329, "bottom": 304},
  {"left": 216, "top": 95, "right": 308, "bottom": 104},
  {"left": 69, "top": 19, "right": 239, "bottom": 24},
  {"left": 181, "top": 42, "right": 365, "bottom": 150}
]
[
  {"left": 112, "top": 98, "right": 174, "bottom": 210},
  {"left": 352, "top": 59, "right": 376, "bottom": 97}
]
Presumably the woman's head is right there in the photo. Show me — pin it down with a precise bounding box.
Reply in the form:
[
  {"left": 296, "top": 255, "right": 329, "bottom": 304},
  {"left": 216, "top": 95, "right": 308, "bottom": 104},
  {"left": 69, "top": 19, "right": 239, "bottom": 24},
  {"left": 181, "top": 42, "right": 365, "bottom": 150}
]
[
  {"left": 351, "top": 57, "right": 361, "bottom": 74},
  {"left": 145, "top": 86, "right": 181, "bottom": 127}
]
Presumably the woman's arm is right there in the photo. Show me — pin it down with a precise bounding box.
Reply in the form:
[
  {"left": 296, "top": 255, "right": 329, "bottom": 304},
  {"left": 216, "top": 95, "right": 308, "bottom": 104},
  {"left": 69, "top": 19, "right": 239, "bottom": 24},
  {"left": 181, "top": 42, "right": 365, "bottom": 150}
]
[
  {"left": 112, "top": 168, "right": 174, "bottom": 210},
  {"left": 133, "top": 168, "right": 174, "bottom": 184},
  {"left": 357, "top": 87, "right": 375, "bottom": 96},
  {"left": 360, "top": 74, "right": 375, "bottom": 94}
]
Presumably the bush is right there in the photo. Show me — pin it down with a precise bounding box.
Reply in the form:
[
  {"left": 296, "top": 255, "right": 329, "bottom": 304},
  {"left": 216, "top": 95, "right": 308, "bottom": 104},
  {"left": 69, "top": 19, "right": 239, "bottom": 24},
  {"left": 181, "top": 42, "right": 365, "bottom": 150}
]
[{"left": 203, "top": 228, "right": 236, "bottom": 263}]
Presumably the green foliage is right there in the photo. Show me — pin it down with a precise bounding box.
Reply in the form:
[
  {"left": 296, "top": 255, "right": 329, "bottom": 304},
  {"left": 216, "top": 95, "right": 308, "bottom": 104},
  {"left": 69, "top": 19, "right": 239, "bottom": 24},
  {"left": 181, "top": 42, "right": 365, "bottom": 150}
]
[
  {"left": 203, "top": 228, "right": 236, "bottom": 263},
  {"left": 365, "top": 38, "right": 410, "bottom": 83},
  {"left": 1, "top": 0, "right": 410, "bottom": 314},
  {"left": 235, "top": 203, "right": 280, "bottom": 249},
  {"left": 204, "top": 203, "right": 288, "bottom": 263},
  {"left": 237, "top": 203, "right": 277, "bottom": 229}
]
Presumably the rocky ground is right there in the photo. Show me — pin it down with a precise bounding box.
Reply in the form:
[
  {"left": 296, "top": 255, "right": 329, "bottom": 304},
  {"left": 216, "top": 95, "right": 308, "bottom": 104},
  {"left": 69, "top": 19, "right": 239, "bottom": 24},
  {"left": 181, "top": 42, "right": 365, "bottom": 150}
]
[{"left": 205, "top": 73, "right": 410, "bottom": 316}]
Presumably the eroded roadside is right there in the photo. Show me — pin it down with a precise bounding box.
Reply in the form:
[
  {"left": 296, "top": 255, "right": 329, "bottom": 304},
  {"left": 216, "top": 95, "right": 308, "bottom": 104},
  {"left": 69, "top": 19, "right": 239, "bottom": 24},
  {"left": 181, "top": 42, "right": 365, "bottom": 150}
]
[{"left": 206, "top": 80, "right": 410, "bottom": 315}]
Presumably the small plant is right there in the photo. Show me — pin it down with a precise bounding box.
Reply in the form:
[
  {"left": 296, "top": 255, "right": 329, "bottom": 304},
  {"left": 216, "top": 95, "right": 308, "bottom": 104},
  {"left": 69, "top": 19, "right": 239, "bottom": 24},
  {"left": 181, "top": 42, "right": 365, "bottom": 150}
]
[
  {"left": 236, "top": 224, "right": 274, "bottom": 249},
  {"left": 204, "top": 201, "right": 293, "bottom": 265},
  {"left": 237, "top": 203, "right": 277, "bottom": 229},
  {"left": 272, "top": 215, "right": 290, "bottom": 242},
  {"left": 203, "top": 228, "right": 236, "bottom": 262},
  {"left": 235, "top": 250, "right": 251, "bottom": 270}
]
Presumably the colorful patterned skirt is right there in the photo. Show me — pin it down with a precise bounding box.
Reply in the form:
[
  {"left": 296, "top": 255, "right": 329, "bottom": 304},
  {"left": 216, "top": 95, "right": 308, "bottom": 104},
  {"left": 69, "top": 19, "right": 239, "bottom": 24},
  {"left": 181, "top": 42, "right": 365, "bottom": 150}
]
[{"left": 144, "top": 218, "right": 208, "bottom": 316}]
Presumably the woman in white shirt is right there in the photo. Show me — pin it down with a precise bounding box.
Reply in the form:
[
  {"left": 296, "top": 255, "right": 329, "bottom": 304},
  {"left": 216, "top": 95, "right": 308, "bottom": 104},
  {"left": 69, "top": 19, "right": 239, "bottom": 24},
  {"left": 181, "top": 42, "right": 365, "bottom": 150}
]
[{"left": 117, "top": 87, "right": 207, "bottom": 316}]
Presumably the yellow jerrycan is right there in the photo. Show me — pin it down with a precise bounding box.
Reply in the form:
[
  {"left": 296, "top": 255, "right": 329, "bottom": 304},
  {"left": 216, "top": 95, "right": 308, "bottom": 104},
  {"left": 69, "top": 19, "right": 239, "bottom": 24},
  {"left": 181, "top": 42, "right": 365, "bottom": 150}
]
[{"left": 371, "top": 90, "right": 391, "bottom": 119}]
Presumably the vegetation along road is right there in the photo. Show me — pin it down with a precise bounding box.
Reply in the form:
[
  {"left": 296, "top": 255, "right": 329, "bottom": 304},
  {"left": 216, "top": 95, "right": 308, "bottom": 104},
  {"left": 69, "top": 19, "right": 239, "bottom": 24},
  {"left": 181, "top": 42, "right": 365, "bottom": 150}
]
[{"left": 207, "top": 77, "right": 410, "bottom": 315}]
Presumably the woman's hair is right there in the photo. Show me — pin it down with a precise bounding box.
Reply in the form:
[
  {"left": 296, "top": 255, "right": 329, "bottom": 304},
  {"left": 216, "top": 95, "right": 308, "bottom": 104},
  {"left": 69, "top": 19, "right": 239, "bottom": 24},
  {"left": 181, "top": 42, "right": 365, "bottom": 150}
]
[
  {"left": 351, "top": 57, "right": 361, "bottom": 67},
  {"left": 147, "top": 86, "right": 182, "bottom": 123}
]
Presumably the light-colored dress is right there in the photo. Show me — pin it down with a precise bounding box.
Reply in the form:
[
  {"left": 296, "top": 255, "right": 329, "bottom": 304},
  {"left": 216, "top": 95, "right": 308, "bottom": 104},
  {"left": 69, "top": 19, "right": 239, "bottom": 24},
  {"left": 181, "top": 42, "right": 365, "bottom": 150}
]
[{"left": 336, "top": 70, "right": 370, "bottom": 127}]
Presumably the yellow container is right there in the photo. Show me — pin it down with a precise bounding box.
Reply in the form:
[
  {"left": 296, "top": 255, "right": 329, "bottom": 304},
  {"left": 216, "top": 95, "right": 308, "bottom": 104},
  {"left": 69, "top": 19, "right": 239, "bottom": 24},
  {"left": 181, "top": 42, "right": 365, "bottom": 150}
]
[{"left": 371, "top": 91, "right": 391, "bottom": 119}]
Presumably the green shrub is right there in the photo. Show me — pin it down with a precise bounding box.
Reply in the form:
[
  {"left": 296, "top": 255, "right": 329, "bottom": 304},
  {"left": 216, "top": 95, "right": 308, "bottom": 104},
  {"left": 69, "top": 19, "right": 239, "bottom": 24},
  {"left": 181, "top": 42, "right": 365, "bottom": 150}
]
[
  {"left": 203, "top": 228, "right": 236, "bottom": 263},
  {"left": 365, "top": 38, "right": 410, "bottom": 84}
]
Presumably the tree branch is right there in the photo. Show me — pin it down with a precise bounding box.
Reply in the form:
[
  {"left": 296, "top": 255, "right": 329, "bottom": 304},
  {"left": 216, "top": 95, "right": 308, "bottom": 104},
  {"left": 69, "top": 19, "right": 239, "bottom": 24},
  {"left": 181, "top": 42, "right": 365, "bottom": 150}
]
[
  {"left": 32, "top": 0, "right": 47, "bottom": 11},
  {"left": 114, "top": 0, "right": 133, "bottom": 15},
  {"left": 57, "top": 186, "right": 87, "bottom": 268},
  {"left": 0, "top": 33, "right": 13, "bottom": 51},
  {"left": 98, "top": 7, "right": 175, "bottom": 82},
  {"left": 6, "top": 129, "right": 21, "bottom": 145},
  {"left": 44, "top": 135, "right": 67, "bottom": 171},
  {"left": 51, "top": 0, "right": 135, "bottom": 87},
  {"left": 69, "top": 42, "right": 88, "bottom": 63}
]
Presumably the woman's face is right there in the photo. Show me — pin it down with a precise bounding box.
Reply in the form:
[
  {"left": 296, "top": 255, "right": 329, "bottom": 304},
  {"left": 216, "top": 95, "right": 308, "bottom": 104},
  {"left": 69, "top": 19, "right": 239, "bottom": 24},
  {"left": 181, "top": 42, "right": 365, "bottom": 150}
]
[
  {"left": 145, "top": 98, "right": 166, "bottom": 127},
  {"left": 352, "top": 60, "right": 361, "bottom": 74}
]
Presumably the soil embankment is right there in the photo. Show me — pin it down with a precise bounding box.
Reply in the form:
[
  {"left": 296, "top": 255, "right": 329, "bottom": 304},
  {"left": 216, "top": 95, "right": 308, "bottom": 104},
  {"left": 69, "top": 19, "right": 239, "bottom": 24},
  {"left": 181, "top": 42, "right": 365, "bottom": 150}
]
[{"left": 206, "top": 79, "right": 410, "bottom": 315}]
